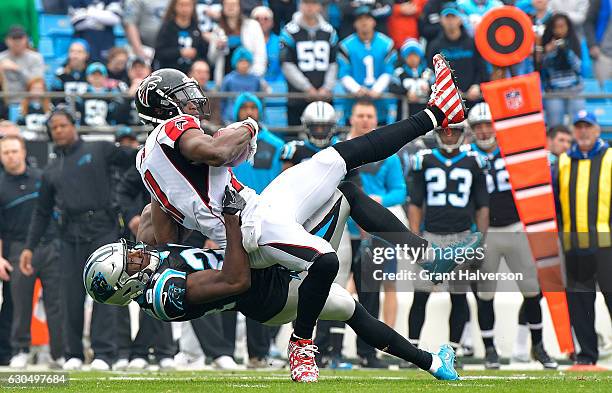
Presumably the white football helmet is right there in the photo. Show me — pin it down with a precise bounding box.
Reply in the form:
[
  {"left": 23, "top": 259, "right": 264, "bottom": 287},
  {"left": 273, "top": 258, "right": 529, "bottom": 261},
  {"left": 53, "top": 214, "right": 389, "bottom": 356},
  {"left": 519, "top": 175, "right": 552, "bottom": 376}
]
[
  {"left": 435, "top": 121, "right": 467, "bottom": 153},
  {"left": 83, "top": 240, "right": 155, "bottom": 306},
  {"left": 301, "top": 101, "right": 337, "bottom": 148},
  {"left": 468, "top": 102, "right": 496, "bottom": 150}
]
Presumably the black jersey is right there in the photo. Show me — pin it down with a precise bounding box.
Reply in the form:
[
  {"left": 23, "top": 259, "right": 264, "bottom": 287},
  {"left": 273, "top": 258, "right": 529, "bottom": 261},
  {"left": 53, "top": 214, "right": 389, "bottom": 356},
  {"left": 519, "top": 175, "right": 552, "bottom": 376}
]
[
  {"left": 409, "top": 147, "right": 489, "bottom": 233},
  {"left": 279, "top": 17, "right": 338, "bottom": 94},
  {"left": 137, "top": 244, "right": 292, "bottom": 323},
  {"left": 469, "top": 144, "right": 520, "bottom": 227}
]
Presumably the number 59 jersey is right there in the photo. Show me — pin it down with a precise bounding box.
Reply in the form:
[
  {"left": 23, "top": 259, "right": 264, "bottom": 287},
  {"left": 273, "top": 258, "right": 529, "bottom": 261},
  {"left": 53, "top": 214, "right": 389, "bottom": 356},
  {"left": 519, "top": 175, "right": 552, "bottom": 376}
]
[{"left": 409, "top": 147, "right": 489, "bottom": 233}]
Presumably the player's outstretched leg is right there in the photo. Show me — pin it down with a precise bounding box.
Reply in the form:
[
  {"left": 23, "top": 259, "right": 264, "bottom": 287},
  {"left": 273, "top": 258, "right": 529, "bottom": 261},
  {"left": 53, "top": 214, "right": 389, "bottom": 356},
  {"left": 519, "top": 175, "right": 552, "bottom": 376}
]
[
  {"left": 338, "top": 181, "right": 482, "bottom": 279},
  {"left": 345, "top": 302, "right": 460, "bottom": 380},
  {"left": 333, "top": 54, "right": 466, "bottom": 171}
]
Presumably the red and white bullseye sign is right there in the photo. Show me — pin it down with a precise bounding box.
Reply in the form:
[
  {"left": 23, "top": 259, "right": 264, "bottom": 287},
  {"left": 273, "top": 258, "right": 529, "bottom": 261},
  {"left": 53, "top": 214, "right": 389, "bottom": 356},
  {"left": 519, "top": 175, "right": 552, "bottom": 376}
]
[{"left": 475, "top": 6, "right": 535, "bottom": 67}]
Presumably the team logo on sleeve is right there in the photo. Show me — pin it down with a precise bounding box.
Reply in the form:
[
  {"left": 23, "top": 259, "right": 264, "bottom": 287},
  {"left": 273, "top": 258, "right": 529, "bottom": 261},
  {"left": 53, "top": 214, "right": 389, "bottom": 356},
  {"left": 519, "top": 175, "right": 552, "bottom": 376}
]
[
  {"left": 137, "top": 75, "right": 163, "bottom": 108},
  {"left": 174, "top": 119, "right": 188, "bottom": 131}
]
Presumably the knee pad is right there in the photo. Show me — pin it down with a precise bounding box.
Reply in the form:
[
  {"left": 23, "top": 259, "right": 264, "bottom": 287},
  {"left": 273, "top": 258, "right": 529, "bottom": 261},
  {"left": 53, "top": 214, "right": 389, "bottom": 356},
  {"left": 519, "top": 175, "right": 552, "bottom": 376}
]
[{"left": 309, "top": 252, "right": 340, "bottom": 278}]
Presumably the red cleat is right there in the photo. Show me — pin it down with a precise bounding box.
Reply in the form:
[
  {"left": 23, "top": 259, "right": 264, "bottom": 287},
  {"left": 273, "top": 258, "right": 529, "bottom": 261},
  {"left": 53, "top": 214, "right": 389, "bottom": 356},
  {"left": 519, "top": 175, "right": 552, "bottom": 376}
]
[
  {"left": 427, "top": 54, "right": 467, "bottom": 128},
  {"left": 288, "top": 338, "right": 319, "bottom": 383}
]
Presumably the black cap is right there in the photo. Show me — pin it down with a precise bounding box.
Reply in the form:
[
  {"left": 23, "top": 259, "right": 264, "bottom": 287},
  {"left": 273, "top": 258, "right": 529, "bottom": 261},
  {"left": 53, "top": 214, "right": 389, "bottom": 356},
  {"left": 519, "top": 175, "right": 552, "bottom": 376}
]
[{"left": 7, "top": 25, "right": 27, "bottom": 39}]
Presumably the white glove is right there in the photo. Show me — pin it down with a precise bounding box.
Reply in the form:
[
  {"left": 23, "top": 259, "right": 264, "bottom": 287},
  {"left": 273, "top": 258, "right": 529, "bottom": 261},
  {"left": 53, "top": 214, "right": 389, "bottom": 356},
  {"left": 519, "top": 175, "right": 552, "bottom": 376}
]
[{"left": 224, "top": 117, "right": 259, "bottom": 164}]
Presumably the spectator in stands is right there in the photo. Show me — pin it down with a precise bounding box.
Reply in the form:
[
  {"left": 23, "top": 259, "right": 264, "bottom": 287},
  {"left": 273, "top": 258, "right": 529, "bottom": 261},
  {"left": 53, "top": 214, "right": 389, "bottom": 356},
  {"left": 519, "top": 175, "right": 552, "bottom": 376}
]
[
  {"left": 21, "top": 107, "right": 136, "bottom": 371},
  {"left": 114, "top": 57, "right": 151, "bottom": 126},
  {"left": 427, "top": 2, "right": 487, "bottom": 107},
  {"left": 69, "top": 0, "right": 122, "bottom": 62},
  {"left": 76, "top": 62, "right": 124, "bottom": 126},
  {"left": 338, "top": 6, "right": 396, "bottom": 125},
  {"left": 515, "top": 0, "right": 553, "bottom": 75},
  {"left": 106, "top": 47, "right": 129, "bottom": 85},
  {"left": 268, "top": 0, "right": 297, "bottom": 35},
  {"left": 153, "top": 0, "right": 208, "bottom": 74},
  {"left": 220, "top": 47, "right": 268, "bottom": 123},
  {"left": 0, "top": 0, "right": 39, "bottom": 51},
  {"left": 0, "top": 76, "right": 7, "bottom": 121},
  {"left": 280, "top": 0, "right": 338, "bottom": 126},
  {"left": 0, "top": 135, "right": 64, "bottom": 370},
  {"left": 550, "top": 0, "right": 589, "bottom": 38},
  {"left": 390, "top": 38, "right": 433, "bottom": 119},
  {"left": 457, "top": 0, "right": 503, "bottom": 34},
  {"left": 123, "top": 0, "right": 170, "bottom": 62},
  {"left": 50, "top": 39, "right": 90, "bottom": 105},
  {"left": 189, "top": 59, "right": 222, "bottom": 126},
  {"left": 338, "top": 0, "right": 393, "bottom": 38},
  {"left": 0, "top": 26, "right": 45, "bottom": 104},
  {"left": 251, "top": 6, "right": 282, "bottom": 82},
  {"left": 547, "top": 124, "right": 572, "bottom": 164},
  {"left": 388, "top": 0, "right": 426, "bottom": 50},
  {"left": 553, "top": 111, "right": 612, "bottom": 367},
  {"left": 17, "top": 77, "right": 50, "bottom": 133},
  {"left": 541, "top": 13, "right": 585, "bottom": 127},
  {"left": 419, "top": 0, "right": 446, "bottom": 45},
  {"left": 195, "top": 0, "right": 222, "bottom": 36},
  {"left": 208, "top": 0, "right": 267, "bottom": 86},
  {"left": 585, "top": 0, "right": 612, "bottom": 83}
]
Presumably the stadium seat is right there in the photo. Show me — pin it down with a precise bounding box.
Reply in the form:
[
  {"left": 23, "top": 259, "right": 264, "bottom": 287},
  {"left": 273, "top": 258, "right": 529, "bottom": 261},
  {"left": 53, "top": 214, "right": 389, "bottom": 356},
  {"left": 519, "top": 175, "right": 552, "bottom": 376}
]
[
  {"left": 265, "top": 106, "right": 287, "bottom": 127},
  {"left": 113, "top": 24, "right": 125, "bottom": 38},
  {"left": 603, "top": 80, "right": 612, "bottom": 94},
  {"left": 39, "top": 37, "right": 55, "bottom": 59},
  {"left": 39, "top": 14, "right": 73, "bottom": 37},
  {"left": 583, "top": 78, "right": 602, "bottom": 94}
]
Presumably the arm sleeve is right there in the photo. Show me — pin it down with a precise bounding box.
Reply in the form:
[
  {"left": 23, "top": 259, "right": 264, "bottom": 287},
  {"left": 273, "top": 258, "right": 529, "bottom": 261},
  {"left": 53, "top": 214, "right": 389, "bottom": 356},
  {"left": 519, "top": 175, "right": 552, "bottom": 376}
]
[
  {"left": 25, "top": 172, "right": 54, "bottom": 250},
  {"left": 381, "top": 157, "right": 408, "bottom": 207},
  {"left": 408, "top": 167, "right": 425, "bottom": 207},
  {"left": 245, "top": 20, "right": 267, "bottom": 77},
  {"left": 586, "top": 0, "right": 601, "bottom": 48},
  {"left": 472, "top": 165, "right": 489, "bottom": 209},
  {"left": 322, "top": 62, "right": 338, "bottom": 91}
]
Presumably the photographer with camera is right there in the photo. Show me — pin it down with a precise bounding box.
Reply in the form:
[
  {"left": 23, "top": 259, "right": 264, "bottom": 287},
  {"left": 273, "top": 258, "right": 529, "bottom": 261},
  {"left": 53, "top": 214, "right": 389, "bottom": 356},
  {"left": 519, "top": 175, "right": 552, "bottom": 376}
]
[{"left": 541, "top": 13, "right": 585, "bottom": 127}]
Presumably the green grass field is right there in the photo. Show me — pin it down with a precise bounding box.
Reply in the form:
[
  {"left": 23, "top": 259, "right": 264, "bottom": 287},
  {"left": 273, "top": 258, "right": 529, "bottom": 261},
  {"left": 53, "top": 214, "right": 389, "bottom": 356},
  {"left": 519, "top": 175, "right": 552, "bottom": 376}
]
[{"left": 6, "top": 369, "right": 612, "bottom": 393}]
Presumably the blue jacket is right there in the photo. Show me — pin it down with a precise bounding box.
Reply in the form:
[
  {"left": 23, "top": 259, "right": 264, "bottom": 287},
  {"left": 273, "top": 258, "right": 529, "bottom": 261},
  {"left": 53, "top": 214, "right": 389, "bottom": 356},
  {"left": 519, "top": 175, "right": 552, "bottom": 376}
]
[
  {"left": 231, "top": 93, "right": 284, "bottom": 194},
  {"left": 265, "top": 33, "right": 283, "bottom": 82}
]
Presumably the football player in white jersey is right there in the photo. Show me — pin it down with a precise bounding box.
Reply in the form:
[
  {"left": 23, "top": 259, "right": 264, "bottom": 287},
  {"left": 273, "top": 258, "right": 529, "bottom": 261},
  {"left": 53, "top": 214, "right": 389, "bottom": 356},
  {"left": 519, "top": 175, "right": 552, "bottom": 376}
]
[{"left": 132, "top": 55, "right": 475, "bottom": 382}]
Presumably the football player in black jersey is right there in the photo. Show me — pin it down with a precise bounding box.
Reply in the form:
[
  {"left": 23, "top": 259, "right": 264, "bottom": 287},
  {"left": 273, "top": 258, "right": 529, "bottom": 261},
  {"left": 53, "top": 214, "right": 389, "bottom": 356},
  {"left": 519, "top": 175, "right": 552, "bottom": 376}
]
[
  {"left": 407, "top": 121, "right": 489, "bottom": 365},
  {"left": 281, "top": 101, "right": 339, "bottom": 171},
  {"left": 84, "top": 186, "right": 461, "bottom": 380},
  {"left": 466, "top": 103, "right": 558, "bottom": 370},
  {"left": 280, "top": 0, "right": 338, "bottom": 126}
]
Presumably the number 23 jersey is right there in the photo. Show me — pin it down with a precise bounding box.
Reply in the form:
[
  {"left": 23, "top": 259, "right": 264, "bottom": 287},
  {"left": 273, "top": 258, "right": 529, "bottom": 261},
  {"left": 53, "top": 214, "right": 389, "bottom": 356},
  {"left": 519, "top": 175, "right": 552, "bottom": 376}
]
[{"left": 409, "top": 147, "right": 489, "bottom": 233}]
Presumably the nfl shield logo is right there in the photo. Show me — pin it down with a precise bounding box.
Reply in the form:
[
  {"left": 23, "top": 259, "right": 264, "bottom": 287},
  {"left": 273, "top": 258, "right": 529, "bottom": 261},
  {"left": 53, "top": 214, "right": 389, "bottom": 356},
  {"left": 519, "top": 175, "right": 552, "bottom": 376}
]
[{"left": 504, "top": 89, "right": 523, "bottom": 110}]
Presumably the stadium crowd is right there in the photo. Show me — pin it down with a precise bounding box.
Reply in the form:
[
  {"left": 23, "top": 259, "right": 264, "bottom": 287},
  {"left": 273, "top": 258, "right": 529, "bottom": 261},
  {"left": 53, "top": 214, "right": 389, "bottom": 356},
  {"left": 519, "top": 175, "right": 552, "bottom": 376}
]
[{"left": 0, "top": 0, "right": 611, "bottom": 373}]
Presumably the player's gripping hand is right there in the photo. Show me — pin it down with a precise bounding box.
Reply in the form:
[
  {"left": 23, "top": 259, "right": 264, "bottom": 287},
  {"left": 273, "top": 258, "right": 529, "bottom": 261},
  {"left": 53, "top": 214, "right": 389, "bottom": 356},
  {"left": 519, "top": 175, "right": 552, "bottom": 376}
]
[
  {"left": 224, "top": 117, "right": 259, "bottom": 164},
  {"left": 222, "top": 186, "right": 247, "bottom": 216}
]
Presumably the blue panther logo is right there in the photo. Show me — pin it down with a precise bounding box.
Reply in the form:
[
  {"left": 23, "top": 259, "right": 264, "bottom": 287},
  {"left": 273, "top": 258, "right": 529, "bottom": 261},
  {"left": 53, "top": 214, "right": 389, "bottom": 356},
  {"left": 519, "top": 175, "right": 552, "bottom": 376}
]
[
  {"left": 90, "top": 272, "right": 115, "bottom": 302},
  {"left": 167, "top": 283, "right": 185, "bottom": 311}
]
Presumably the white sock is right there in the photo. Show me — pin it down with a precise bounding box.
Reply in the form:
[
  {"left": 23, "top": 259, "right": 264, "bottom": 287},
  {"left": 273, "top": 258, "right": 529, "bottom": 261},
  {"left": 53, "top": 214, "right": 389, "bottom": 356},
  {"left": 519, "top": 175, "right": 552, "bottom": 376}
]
[
  {"left": 513, "top": 325, "right": 530, "bottom": 356},
  {"left": 429, "top": 353, "right": 443, "bottom": 373}
]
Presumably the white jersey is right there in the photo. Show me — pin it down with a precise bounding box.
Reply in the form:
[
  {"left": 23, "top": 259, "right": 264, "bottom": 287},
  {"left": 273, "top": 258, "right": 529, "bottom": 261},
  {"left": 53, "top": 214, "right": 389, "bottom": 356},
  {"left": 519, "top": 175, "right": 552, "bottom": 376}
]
[{"left": 136, "top": 114, "right": 259, "bottom": 247}]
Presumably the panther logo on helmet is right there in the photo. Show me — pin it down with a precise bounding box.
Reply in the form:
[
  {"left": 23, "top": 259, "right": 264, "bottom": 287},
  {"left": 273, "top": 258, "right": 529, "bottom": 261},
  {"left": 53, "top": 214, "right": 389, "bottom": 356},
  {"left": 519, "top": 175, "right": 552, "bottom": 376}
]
[{"left": 137, "top": 75, "right": 163, "bottom": 108}]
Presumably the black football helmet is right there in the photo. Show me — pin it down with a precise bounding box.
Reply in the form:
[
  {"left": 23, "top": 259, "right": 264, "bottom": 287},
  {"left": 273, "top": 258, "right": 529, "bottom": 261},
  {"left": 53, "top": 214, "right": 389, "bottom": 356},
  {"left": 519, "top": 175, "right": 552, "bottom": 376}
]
[{"left": 135, "top": 68, "right": 211, "bottom": 124}]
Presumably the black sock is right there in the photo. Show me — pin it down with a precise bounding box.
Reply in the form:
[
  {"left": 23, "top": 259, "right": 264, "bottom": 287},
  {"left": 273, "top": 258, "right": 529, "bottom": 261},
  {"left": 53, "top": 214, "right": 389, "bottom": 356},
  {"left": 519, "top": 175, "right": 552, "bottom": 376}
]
[
  {"left": 346, "top": 301, "right": 433, "bottom": 370},
  {"left": 449, "top": 294, "right": 469, "bottom": 346},
  {"left": 314, "top": 320, "right": 345, "bottom": 358},
  {"left": 293, "top": 252, "right": 339, "bottom": 339},
  {"left": 339, "top": 182, "right": 428, "bottom": 250},
  {"left": 408, "top": 291, "right": 430, "bottom": 343},
  {"left": 477, "top": 296, "right": 495, "bottom": 348},
  {"left": 333, "top": 109, "right": 441, "bottom": 171},
  {"left": 523, "top": 294, "right": 543, "bottom": 345},
  {"left": 517, "top": 299, "right": 527, "bottom": 326}
]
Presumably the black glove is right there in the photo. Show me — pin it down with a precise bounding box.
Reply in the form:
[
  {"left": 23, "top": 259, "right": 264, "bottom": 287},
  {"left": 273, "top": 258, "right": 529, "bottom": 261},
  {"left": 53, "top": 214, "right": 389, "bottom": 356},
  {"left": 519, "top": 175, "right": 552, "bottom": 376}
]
[{"left": 222, "top": 186, "right": 246, "bottom": 216}]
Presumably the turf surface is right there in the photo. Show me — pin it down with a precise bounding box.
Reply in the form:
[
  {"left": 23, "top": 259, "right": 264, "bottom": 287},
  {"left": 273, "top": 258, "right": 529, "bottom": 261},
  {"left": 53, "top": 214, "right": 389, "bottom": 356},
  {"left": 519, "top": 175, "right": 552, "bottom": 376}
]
[{"left": 5, "top": 369, "right": 612, "bottom": 393}]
